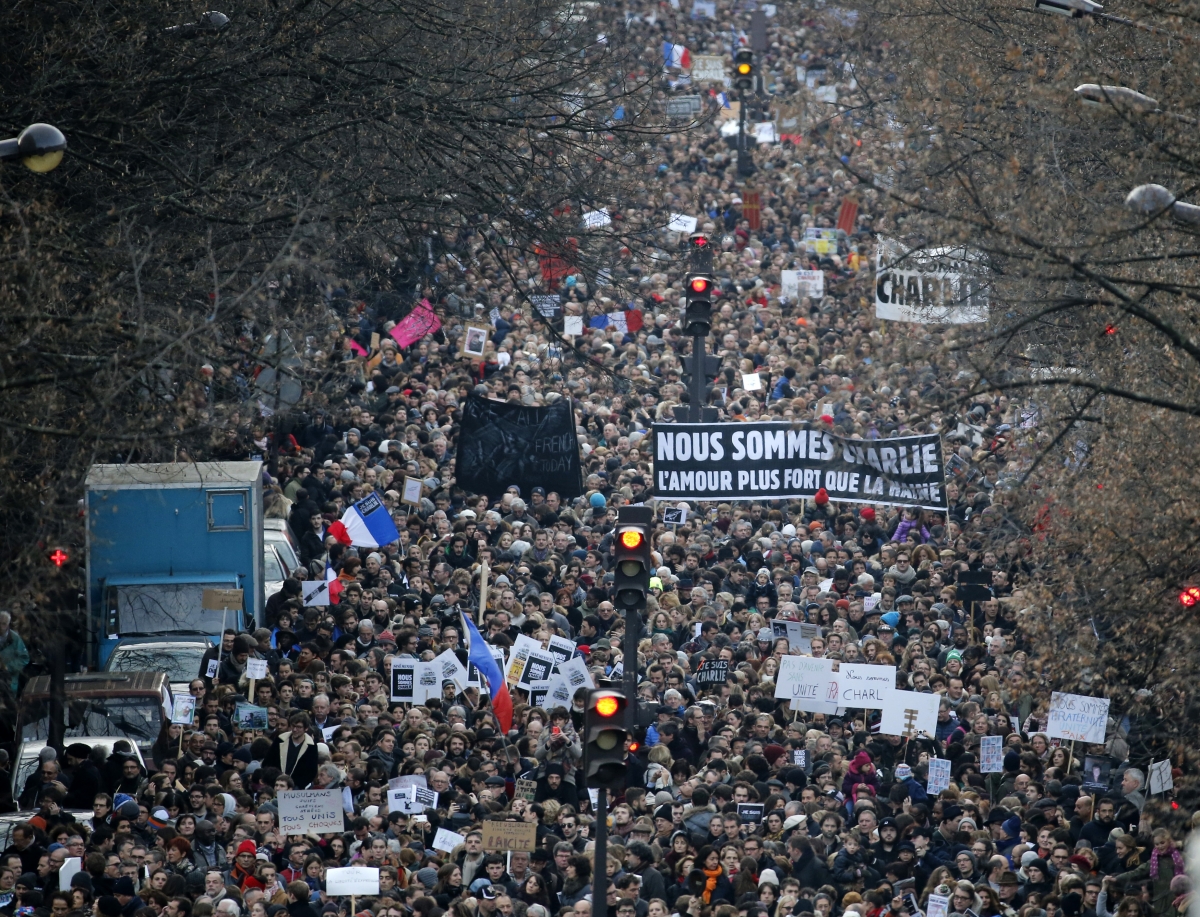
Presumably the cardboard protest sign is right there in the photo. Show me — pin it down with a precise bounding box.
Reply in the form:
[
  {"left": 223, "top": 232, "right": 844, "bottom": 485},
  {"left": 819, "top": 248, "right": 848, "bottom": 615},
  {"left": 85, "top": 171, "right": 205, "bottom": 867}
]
[
  {"left": 326, "top": 867, "right": 380, "bottom": 896},
  {"left": 481, "top": 821, "right": 538, "bottom": 852},
  {"left": 694, "top": 658, "right": 730, "bottom": 686},
  {"left": 836, "top": 664, "right": 896, "bottom": 710},
  {"left": 246, "top": 657, "right": 269, "bottom": 680},
  {"left": 506, "top": 634, "right": 542, "bottom": 684},
  {"left": 432, "top": 828, "right": 464, "bottom": 853},
  {"left": 774, "top": 655, "right": 839, "bottom": 715},
  {"left": 302, "top": 580, "right": 333, "bottom": 607},
  {"left": 1046, "top": 692, "right": 1110, "bottom": 744},
  {"left": 737, "top": 803, "right": 765, "bottom": 824},
  {"left": 557, "top": 655, "right": 594, "bottom": 691},
  {"left": 171, "top": 695, "right": 197, "bottom": 726},
  {"left": 390, "top": 659, "right": 415, "bottom": 702},
  {"left": 518, "top": 650, "right": 557, "bottom": 687},
  {"left": 279, "top": 789, "right": 344, "bottom": 834},
  {"left": 433, "top": 649, "right": 470, "bottom": 692},
  {"left": 514, "top": 778, "right": 538, "bottom": 801},
  {"left": 926, "top": 758, "right": 951, "bottom": 794},
  {"left": 878, "top": 689, "right": 940, "bottom": 738},
  {"left": 980, "top": 735, "right": 1004, "bottom": 773},
  {"left": 546, "top": 635, "right": 577, "bottom": 666}
]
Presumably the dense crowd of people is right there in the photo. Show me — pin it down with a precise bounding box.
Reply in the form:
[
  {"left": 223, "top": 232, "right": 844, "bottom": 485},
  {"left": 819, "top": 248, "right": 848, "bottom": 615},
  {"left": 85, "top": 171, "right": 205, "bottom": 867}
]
[{"left": 1, "top": 4, "right": 1195, "bottom": 917}]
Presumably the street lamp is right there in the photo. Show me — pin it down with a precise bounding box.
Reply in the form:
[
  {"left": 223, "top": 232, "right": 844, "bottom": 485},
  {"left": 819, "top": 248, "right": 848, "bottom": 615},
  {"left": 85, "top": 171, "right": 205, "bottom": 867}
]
[
  {"left": 0, "top": 123, "right": 67, "bottom": 173},
  {"left": 1125, "top": 184, "right": 1200, "bottom": 224}
]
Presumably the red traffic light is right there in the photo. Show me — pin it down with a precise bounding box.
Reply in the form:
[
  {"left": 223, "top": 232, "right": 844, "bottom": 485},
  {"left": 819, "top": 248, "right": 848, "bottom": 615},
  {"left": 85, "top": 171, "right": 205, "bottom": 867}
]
[
  {"left": 691, "top": 236, "right": 708, "bottom": 247},
  {"left": 619, "top": 529, "right": 645, "bottom": 549},
  {"left": 49, "top": 549, "right": 69, "bottom": 567},
  {"left": 690, "top": 277, "right": 711, "bottom": 293},
  {"left": 595, "top": 696, "right": 620, "bottom": 717},
  {"left": 1180, "top": 587, "right": 1200, "bottom": 607},
  {"left": 1104, "top": 323, "right": 1117, "bottom": 336}
]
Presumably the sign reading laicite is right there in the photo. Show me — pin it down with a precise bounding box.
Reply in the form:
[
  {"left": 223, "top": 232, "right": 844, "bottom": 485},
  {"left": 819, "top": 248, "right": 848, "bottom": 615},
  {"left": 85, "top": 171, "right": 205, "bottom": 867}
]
[{"left": 651, "top": 423, "right": 946, "bottom": 509}]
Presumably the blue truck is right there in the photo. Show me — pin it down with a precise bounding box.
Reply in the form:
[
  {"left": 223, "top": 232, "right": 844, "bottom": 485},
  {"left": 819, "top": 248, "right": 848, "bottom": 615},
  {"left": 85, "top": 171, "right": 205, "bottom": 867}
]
[{"left": 85, "top": 462, "right": 265, "bottom": 670}]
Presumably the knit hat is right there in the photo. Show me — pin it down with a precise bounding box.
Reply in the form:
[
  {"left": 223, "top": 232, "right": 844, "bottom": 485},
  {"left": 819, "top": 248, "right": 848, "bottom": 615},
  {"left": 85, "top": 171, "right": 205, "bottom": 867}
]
[
  {"left": 814, "top": 487, "right": 829, "bottom": 505},
  {"left": 98, "top": 898, "right": 123, "bottom": 917},
  {"left": 416, "top": 867, "right": 440, "bottom": 887},
  {"left": 759, "top": 869, "right": 780, "bottom": 888},
  {"left": 237, "top": 840, "right": 258, "bottom": 857},
  {"left": 859, "top": 507, "right": 876, "bottom": 522},
  {"left": 894, "top": 763, "right": 912, "bottom": 780}
]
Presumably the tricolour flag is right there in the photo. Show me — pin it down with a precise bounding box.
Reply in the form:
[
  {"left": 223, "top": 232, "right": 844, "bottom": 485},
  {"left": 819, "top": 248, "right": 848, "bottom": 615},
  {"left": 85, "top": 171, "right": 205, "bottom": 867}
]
[
  {"left": 662, "top": 42, "right": 692, "bottom": 70},
  {"left": 461, "top": 611, "right": 513, "bottom": 734},
  {"left": 324, "top": 561, "right": 343, "bottom": 605},
  {"left": 327, "top": 493, "right": 399, "bottom": 549},
  {"left": 588, "top": 309, "right": 645, "bottom": 333}
]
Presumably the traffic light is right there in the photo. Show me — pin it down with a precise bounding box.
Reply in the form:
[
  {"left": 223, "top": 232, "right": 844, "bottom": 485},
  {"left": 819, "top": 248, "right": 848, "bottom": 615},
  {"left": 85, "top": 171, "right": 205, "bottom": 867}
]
[
  {"left": 49, "top": 549, "right": 70, "bottom": 568},
  {"left": 584, "top": 689, "right": 628, "bottom": 788},
  {"left": 1180, "top": 586, "right": 1200, "bottom": 607},
  {"left": 689, "top": 232, "right": 713, "bottom": 273},
  {"left": 684, "top": 273, "right": 714, "bottom": 336},
  {"left": 612, "top": 515, "right": 652, "bottom": 609},
  {"left": 734, "top": 50, "right": 755, "bottom": 92}
]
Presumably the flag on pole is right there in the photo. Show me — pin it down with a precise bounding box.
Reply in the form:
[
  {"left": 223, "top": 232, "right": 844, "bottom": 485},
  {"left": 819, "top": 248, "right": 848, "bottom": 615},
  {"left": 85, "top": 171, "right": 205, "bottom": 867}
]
[
  {"left": 328, "top": 493, "right": 400, "bottom": 549},
  {"left": 461, "top": 610, "right": 513, "bottom": 734},
  {"left": 662, "top": 42, "right": 692, "bottom": 70},
  {"left": 588, "top": 310, "right": 645, "bottom": 333}
]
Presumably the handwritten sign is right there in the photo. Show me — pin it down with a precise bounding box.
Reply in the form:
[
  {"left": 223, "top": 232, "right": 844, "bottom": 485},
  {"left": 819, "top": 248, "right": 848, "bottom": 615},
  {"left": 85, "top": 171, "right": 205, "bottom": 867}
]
[
  {"left": 515, "top": 778, "right": 538, "bottom": 801},
  {"left": 432, "top": 828, "right": 464, "bottom": 853},
  {"left": 326, "top": 867, "right": 380, "bottom": 896},
  {"left": 694, "top": 658, "right": 730, "bottom": 686},
  {"left": 774, "top": 656, "right": 839, "bottom": 715},
  {"left": 246, "top": 657, "right": 269, "bottom": 680},
  {"left": 481, "top": 821, "right": 538, "bottom": 852},
  {"left": 837, "top": 664, "right": 896, "bottom": 710},
  {"left": 202, "top": 588, "right": 243, "bottom": 610},
  {"left": 1046, "top": 692, "right": 1110, "bottom": 744},
  {"left": 279, "top": 789, "right": 344, "bottom": 834}
]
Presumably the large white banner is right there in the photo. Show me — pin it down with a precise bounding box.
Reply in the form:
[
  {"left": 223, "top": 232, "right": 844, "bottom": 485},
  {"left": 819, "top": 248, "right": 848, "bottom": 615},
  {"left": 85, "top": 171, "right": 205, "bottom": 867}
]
[
  {"left": 836, "top": 664, "right": 896, "bottom": 710},
  {"left": 875, "top": 237, "right": 988, "bottom": 324},
  {"left": 774, "top": 656, "right": 839, "bottom": 714}
]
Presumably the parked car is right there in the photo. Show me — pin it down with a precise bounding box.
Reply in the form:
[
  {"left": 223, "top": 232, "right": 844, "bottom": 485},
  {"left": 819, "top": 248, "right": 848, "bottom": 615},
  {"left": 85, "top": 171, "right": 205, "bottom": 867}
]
[
  {"left": 18, "top": 672, "right": 173, "bottom": 770},
  {"left": 0, "top": 810, "right": 93, "bottom": 849}
]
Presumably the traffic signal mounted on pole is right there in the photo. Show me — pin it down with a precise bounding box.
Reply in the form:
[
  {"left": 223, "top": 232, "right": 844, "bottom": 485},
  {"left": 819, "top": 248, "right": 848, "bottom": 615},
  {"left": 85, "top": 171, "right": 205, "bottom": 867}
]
[
  {"left": 584, "top": 688, "right": 628, "bottom": 788},
  {"left": 684, "top": 273, "right": 714, "bottom": 336},
  {"left": 689, "top": 232, "right": 713, "bottom": 273},
  {"left": 734, "top": 50, "right": 755, "bottom": 92},
  {"left": 613, "top": 515, "right": 652, "bottom": 609}
]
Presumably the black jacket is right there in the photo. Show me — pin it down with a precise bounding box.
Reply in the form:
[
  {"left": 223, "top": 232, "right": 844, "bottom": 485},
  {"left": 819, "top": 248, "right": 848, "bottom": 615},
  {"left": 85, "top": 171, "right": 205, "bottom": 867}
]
[{"left": 263, "top": 733, "right": 319, "bottom": 789}]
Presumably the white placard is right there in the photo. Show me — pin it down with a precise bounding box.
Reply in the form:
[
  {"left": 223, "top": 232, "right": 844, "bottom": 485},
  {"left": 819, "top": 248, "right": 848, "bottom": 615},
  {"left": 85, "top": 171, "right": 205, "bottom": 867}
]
[
  {"left": 390, "top": 659, "right": 415, "bottom": 702},
  {"left": 414, "top": 661, "right": 442, "bottom": 703},
  {"left": 741, "top": 372, "right": 763, "bottom": 391},
  {"left": 789, "top": 269, "right": 824, "bottom": 299},
  {"left": 774, "top": 656, "right": 839, "bottom": 714},
  {"left": 546, "top": 635, "right": 577, "bottom": 666},
  {"left": 813, "top": 85, "right": 838, "bottom": 104},
  {"left": 691, "top": 0, "right": 717, "bottom": 18},
  {"left": 690, "top": 54, "right": 727, "bottom": 82},
  {"left": 246, "top": 657, "right": 269, "bottom": 680},
  {"left": 875, "top": 237, "right": 988, "bottom": 325},
  {"left": 754, "top": 122, "right": 779, "bottom": 144},
  {"left": 926, "top": 758, "right": 952, "bottom": 794},
  {"left": 668, "top": 213, "right": 699, "bottom": 234},
  {"left": 58, "top": 857, "right": 81, "bottom": 892},
  {"left": 836, "top": 664, "right": 896, "bottom": 710},
  {"left": 818, "top": 578, "right": 834, "bottom": 592},
  {"left": 518, "top": 650, "right": 558, "bottom": 686},
  {"left": 557, "top": 654, "right": 594, "bottom": 691},
  {"left": 583, "top": 209, "right": 611, "bottom": 229},
  {"left": 863, "top": 594, "right": 879, "bottom": 612},
  {"left": 926, "top": 894, "right": 950, "bottom": 917},
  {"left": 878, "top": 689, "right": 940, "bottom": 738},
  {"left": 388, "top": 785, "right": 440, "bottom": 815},
  {"left": 1046, "top": 692, "right": 1111, "bottom": 744},
  {"left": 980, "top": 735, "right": 1003, "bottom": 772},
  {"left": 171, "top": 695, "right": 197, "bottom": 725},
  {"left": 206, "top": 659, "right": 219, "bottom": 678},
  {"left": 322, "top": 725, "right": 339, "bottom": 741},
  {"left": 302, "top": 580, "right": 332, "bottom": 607},
  {"left": 278, "top": 789, "right": 345, "bottom": 834},
  {"left": 770, "top": 620, "right": 819, "bottom": 655},
  {"left": 326, "top": 867, "right": 380, "bottom": 897},
  {"left": 564, "top": 316, "right": 583, "bottom": 336},
  {"left": 506, "top": 634, "right": 542, "bottom": 683},
  {"left": 1149, "top": 759, "right": 1174, "bottom": 795},
  {"left": 433, "top": 648, "right": 470, "bottom": 692},
  {"left": 433, "top": 828, "right": 464, "bottom": 853},
  {"left": 541, "top": 675, "right": 575, "bottom": 709}
]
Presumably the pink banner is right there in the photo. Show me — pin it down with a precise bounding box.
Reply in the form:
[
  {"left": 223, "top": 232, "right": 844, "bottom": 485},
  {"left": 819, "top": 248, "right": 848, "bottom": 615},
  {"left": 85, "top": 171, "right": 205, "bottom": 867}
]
[{"left": 388, "top": 299, "right": 442, "bottom": 349}]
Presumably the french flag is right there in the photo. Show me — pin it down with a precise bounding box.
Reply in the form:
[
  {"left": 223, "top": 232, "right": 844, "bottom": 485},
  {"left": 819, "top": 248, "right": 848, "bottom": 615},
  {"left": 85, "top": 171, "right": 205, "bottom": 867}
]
[
  {"left": 589, "top": 310, "right": 645, "bottom": 334},
  {"left": 327, "top": 493, "right": 400, "bottom": 549},
  {"left": 461, "top": 610, "right": 513, "bottom": 734},
  {"left": 662, "top": 42, "right": 691, "bottom": 70},
  {"left": 324, "top": 561, "right": 343, "bottom": 605}
]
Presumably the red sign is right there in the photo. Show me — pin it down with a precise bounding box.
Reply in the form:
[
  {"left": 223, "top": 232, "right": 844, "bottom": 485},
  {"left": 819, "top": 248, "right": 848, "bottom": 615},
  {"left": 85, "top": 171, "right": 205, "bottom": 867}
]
[{"left": 836, "top": 198, "right": 859, "bottom": 233}]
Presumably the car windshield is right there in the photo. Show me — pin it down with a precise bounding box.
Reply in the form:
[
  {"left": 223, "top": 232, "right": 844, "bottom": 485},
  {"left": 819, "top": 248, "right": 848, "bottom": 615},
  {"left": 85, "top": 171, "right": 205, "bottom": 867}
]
[
  {"left": 108, "top": 646, "right": 203, "bottom": 684},
  {"left": 264, "top": 547, "right": 284, "bottom": 581},
  {"left": 20, "top": 696, "right": 160, "bottom": 743}
]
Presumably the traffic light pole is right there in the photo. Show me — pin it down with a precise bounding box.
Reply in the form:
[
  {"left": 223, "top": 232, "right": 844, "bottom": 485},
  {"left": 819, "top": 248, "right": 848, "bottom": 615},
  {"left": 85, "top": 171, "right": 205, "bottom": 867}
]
[
  {"left": 623, "top": 599, "right": 641, "bottom": 730},
  {"left": 594, "top": 789, "right": 609, "bottom": 917},
  {"left": 690, "top": 328, "right": 707, "bottom": 423}
]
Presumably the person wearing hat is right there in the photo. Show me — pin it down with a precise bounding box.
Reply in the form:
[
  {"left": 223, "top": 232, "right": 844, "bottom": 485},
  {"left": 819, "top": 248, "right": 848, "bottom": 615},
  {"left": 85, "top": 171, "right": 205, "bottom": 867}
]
[
  {"left": 112, "top": 875, "right": 145, "bottom": 916},
  {"left": 60, "top": 743, "right": 102, "bottom": 811}
]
